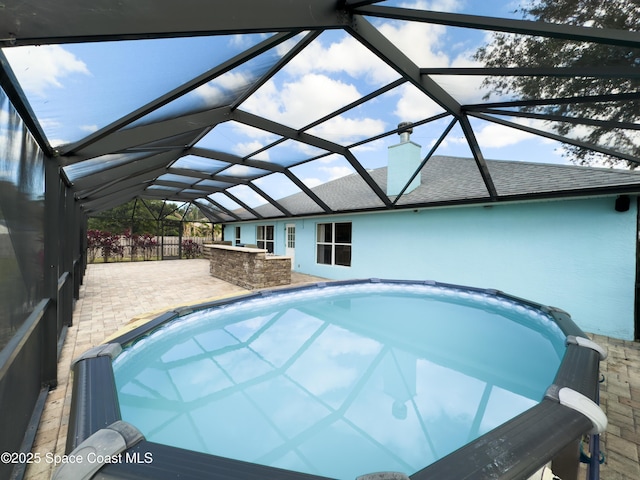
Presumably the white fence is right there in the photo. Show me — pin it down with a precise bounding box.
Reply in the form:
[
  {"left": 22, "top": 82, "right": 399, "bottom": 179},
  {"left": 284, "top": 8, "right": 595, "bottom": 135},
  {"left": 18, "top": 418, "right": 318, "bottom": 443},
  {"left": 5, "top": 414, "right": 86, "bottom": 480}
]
[{"left": 160, "top": 235, "right": 210, "bottom": 259}]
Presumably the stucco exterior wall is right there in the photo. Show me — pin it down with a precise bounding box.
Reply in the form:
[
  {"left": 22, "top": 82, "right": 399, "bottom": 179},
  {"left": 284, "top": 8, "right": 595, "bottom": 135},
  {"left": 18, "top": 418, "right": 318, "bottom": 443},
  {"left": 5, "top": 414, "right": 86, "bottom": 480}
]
[{"left": 224, "top": 196, "right": 637, "bottom": 340}]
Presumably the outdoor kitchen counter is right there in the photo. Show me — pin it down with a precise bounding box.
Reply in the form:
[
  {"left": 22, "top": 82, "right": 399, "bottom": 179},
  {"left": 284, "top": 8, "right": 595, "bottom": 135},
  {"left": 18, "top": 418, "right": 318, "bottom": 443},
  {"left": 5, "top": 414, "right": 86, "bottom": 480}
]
[{"left": 203, "top": 244, "right": 291, "bottom": 289}]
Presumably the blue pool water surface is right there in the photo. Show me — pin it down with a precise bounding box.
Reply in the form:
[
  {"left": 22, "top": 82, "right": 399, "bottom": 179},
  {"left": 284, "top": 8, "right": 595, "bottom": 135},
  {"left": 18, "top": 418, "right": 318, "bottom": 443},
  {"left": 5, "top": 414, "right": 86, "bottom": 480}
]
[{"left": 113, "top": 282, "right": 567, "bottom": 479}]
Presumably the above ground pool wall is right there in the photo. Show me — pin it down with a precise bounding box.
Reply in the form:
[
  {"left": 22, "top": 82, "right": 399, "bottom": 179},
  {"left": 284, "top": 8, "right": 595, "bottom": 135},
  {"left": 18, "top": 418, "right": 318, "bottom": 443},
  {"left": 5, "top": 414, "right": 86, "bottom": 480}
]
[
  {"left": 225, "top": 196, "right": 637, "bottom": 340},
  {"left": 59, "top": 279, "right": 605, "bottom": 480}
]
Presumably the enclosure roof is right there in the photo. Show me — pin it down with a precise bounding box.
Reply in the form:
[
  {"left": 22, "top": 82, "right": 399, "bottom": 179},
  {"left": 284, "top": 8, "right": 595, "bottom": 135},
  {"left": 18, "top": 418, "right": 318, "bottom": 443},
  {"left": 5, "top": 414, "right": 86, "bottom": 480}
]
[{"left": 1, "top": 1, "right": 640, "bottom": 222}]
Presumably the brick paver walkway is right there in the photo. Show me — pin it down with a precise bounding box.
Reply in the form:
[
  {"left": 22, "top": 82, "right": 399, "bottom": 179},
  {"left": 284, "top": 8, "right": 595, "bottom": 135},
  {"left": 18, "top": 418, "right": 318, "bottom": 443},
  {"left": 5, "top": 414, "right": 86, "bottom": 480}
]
[
  {"left": 590, "top": 334, "right": 640, "bottom": 479},
  {"left": 22, "top": 260, "right": 640, "bottom": 479}
]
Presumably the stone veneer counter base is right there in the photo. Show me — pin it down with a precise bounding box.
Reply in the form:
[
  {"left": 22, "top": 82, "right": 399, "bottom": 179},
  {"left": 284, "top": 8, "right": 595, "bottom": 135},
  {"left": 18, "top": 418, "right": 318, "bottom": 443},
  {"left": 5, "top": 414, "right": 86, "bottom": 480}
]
[{"left": 204, "top": 244, "right": 291, "bottom": 290}]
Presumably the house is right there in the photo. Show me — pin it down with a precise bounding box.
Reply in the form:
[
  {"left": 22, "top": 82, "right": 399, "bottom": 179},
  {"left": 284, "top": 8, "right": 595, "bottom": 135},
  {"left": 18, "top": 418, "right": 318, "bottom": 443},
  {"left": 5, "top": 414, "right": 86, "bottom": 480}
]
[
  {"left": 223, "top": 135, "right": 640, "bottom": 341},
  {"left": 3, "top": 4, "right": 640, "bottom": 477}
]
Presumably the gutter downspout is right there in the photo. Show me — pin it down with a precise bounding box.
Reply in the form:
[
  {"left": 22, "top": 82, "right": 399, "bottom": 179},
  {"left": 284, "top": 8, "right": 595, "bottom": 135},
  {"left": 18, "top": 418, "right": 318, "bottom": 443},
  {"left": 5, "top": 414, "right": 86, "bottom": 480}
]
[{"left": 635, "top": 196, "right": 640, "bottom": 340}]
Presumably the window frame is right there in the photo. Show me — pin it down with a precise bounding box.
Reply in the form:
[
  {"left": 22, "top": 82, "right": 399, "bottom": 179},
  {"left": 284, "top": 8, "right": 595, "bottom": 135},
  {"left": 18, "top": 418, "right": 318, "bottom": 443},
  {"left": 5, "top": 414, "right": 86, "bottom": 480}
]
[
  {"left": 316, "top": 222, "right": 352, "bottom": 267},
  {"left": 256, "top": 224, "right": 275, "bottom": 253}
]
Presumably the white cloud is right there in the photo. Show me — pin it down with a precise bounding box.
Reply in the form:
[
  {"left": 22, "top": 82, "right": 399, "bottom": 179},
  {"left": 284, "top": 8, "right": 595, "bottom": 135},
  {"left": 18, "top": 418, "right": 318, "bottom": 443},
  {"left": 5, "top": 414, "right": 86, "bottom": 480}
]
[
  {"left": 309, "top": 116, "right": 387, "bottom": 144},
  {"left": 353, "top": 1, "right": 492, "bottom": 121},
  {"left": 229, "top": 122, "right": 279, "bottom": 142},
  {"left": 302, "top": 177, "right": 324, "bottom": 188},
  {"left": 240, "top": 21, "right": 490, "bottom": 150},
  {"left": 443, "top": 54, "right": 489, "bottom": 104},
  {"left": 253, "top": 174, "right": 300, "bottom": 200},
  {"left": 38, "top": 118, "right": 69, "bottom": 147},
  {"left": 352, "top": 138, "right": 388, "bottom": 156},
  {"left": 378, "top": 19, "right": 449, "bottom": 69},
  {"left": 240, "top": 80, "right": 281, "bottom": 121},
  {"left": 218, "top": 70, "right": 253, "bottom": 91},
  {"left": 80, "top": 124, "right": 99, "bottom": 133},
  {"left": 195, "top": 71, "right": 255, "bottom": 107},
  {"left": 394, "top": 84, "right": 444, "bottom": 121},
  {"left": 317, "top": 153, "right": 344, "bottom": 164},
  {"left": 244, "top": 74, "right": 363, "bottom": 127},
  {"left": 302, "top": 165, "right": 354, "bottom": 188},
  {"left": 223, "top": 164, "right": 257, "bottom": 177},
  {"left": 286, "top": 35, "right": 398, "bottom": 84},
  {"left": 435, "top": 118, "right": 540, "bottom": 152},
  {"left": 228, "top": 33, "right": 270, "bottom": 50},
  {"left": 3, "top": 45, "right": 90, "bottom": 97},
  {"left": 400, "top": 0, "right": 465, "bottom": 11},
  {"left": 227, "top": 184, "right": 265, "bottom": 207},
  {"left": 49, "top": 138, "right": 70, "bottom": 148},
  {"left": 474, "top": 121, "right": 538, "bottom": 148},
  {"left": 38, "top": 118, "right": 62, "bottom": 130},
  {"left": 283, "top": 74, "right": 361, "bottom": 123},
  {"left": 234, "top": 140, "right": 270, "bottom": 158},
  {"left": 322, "top": 165, "right": 354, "bottom": 180},
  {"left": 375, "top": 10, "right": 490, "bottom": 118}
]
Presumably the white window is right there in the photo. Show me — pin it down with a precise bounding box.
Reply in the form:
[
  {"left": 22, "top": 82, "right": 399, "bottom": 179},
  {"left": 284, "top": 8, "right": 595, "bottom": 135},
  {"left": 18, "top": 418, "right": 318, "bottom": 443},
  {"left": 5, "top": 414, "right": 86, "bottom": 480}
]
[
  {"left": 316, "top": 222, "right": 351, "bottom": 266},
  {"left": 235, "top": 226, "right": 241, "bottom": 245},
  {"left": 257, "top": 225, "right": 274, "bottom": 253}
]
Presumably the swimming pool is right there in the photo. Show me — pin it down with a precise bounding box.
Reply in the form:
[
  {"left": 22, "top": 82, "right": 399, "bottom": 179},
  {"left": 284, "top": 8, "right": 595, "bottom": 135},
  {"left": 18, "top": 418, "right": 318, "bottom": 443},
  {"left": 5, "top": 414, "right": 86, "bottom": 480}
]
[{"left": 60, "top": 279, "right": 607, "bottom": 480}]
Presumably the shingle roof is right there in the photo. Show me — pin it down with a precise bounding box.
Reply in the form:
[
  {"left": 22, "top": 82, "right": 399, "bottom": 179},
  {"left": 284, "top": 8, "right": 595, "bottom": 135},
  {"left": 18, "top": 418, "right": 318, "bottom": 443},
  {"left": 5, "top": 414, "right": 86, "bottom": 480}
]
[{"left": 250, "top": 156, "right": 640, "bottom": 218}]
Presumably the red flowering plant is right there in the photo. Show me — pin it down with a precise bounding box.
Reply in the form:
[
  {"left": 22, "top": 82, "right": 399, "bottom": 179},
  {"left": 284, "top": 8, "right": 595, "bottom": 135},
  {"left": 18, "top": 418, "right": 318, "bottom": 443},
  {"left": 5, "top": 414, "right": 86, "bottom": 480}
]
[
  {"left": 86, "top": 229, "right": 102, "bottom": 262},
  {"left": 138, "top": 234, "right": 158, "bottom": 260},
  {"left": 123, "top": 229, "right": 139, "bottom": 259},
  {"left": 181, "top": 239, "right": 202, "bottom": 259},
  {"left": 87, "top": 229, "right": 124, "bottom": 263}
]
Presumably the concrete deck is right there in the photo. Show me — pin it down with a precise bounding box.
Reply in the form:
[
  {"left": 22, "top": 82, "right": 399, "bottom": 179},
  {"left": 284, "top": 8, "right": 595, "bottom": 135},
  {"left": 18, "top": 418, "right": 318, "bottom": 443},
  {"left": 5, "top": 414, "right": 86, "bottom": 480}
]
[{"left": 24, "top": 259, "right": 640, "bottom": 480}]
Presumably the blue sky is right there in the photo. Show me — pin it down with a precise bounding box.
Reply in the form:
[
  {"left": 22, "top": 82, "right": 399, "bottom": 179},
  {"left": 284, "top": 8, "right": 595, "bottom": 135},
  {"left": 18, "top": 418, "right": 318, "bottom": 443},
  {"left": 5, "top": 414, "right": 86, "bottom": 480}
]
[{"left": 2, "top": 0, "right": 585, "bottom": 208}]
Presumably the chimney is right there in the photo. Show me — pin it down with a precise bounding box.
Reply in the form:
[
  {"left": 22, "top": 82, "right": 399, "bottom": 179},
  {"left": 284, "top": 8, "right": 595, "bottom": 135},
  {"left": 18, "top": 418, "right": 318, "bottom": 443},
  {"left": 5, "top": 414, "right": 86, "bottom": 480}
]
[{"left": 387, "top": 122, "right": 422, "bottom": 196}]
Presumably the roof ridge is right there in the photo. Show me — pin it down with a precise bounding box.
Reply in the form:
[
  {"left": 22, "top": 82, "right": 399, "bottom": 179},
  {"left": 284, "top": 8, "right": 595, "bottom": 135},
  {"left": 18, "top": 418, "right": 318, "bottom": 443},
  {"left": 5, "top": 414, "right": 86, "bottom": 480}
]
[
  {"left": 425, "top": 155, "right": 639, "bottom": 175},
  {"left": 487, "top": 158, "right": 640, "bottom": 175}
]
